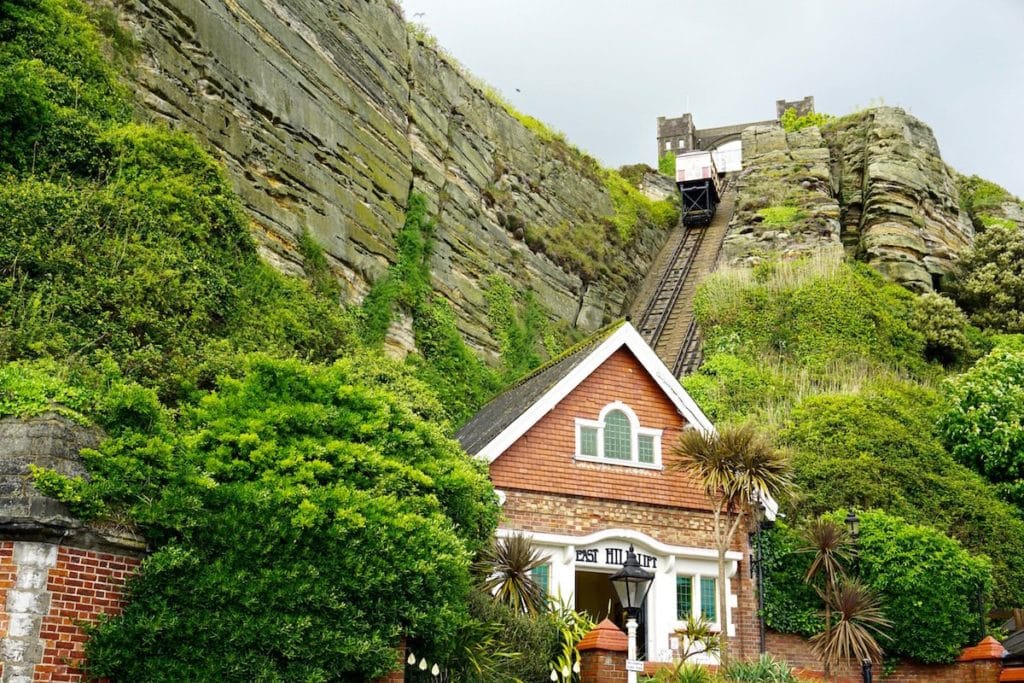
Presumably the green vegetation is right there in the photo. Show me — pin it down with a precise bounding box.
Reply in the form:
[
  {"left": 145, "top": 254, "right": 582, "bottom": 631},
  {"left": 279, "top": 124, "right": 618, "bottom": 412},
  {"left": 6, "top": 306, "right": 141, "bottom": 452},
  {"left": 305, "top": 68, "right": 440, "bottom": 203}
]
[
  {"left": 948, "top": 223, "right": 1024, "bottom": 333},
  {"left": 0, "top": 0, "right": 356, "bottom": 403},
  {"left": 763, "top": 511, "right": 991, "bottom": 664},
  {"left": 756, "top": 205, "right": 806, "bottom": 226},
  {"left": 34, "top": 356, "right": 497, "bottom": 681},
  {"left": 684, "top": 252, "right": 1024, "bottom": 613},
  {"left": 690, "top": 254, "right": 926, "bottom": 380},
  {"left": 659, "top": 151, "right": 676, "bottom": 176},
  {"left": 780, "top": 107, "right": 833, "bottom": 132},
  {"left": 909, "top": 292, "right": 976, "bottom": 366},
  {"left": 643, "top": 655, "right": 798, "bottom": 683},
  {"left": 940, "top": 347, "right": 1024, "bottom": 508}
]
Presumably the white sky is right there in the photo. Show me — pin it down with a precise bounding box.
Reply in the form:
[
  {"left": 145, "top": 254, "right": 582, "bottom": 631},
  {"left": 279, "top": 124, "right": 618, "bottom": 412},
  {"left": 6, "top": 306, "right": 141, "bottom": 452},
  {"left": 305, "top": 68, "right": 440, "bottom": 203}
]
[{"left": 398, "top": 0, "right": 1024, "bottom": 197}]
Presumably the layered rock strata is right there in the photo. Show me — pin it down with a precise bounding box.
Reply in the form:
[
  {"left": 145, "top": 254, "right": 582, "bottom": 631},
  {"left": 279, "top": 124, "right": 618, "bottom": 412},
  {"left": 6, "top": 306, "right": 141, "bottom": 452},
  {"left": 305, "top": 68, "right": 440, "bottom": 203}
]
[
  {"left": 823, "top": 107, "right": 973, "bottom": 291},
  {"left": 726, "top": 108, "right": 973, "bottom": 292},
  {"left": 724, "top": 125, "right": 841, "bottom": 265},
  {"left": 116, "top": 0, "right": 665, "bottom": 356}
]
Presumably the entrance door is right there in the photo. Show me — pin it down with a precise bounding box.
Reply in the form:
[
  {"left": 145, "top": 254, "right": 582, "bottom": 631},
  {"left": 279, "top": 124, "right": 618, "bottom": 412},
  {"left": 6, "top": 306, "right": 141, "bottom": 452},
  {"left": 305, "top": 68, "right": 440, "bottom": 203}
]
[{"left": 574, "top": 570, "right": 648, "bottom": 659}]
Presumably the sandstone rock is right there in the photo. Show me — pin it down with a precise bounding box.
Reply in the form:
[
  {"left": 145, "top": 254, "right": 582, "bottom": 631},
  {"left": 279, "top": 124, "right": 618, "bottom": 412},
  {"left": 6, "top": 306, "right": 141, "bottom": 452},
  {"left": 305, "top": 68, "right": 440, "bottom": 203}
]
[
  {"left": 115, "top": 0, "right": 666, "bottom": 357},
  {"left": 823, "top": 107, "right": 973, "bottom": 291},
  {"left": 723, "top": 124, "right": 842, "bottom": 265}
]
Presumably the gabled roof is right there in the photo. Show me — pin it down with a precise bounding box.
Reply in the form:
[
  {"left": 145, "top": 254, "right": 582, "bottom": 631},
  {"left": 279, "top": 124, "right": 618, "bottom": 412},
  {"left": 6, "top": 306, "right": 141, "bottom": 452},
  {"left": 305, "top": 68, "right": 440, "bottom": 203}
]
[{"left": 456, "top": 321, "right": 715, "bottom": 462}]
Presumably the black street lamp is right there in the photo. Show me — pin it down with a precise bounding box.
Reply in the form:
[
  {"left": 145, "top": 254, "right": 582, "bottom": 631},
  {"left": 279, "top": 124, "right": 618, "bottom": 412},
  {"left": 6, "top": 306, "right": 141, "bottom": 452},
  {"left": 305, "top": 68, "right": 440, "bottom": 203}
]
[
  {"left": 845, "top": 511, "right": 860, "bottom": 540},
  {"left": 609, "top": 545, "right": 655, "bottom": 620},
  {"left": 610, "top": 546, "right": 654, "bottom": 683},
  {"left": 753, "top": 496, "right": 769, "bottom": 654}
]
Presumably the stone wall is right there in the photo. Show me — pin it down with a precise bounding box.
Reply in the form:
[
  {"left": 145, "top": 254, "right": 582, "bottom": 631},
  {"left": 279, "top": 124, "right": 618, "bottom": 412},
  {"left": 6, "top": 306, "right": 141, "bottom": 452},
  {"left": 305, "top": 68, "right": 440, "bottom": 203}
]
[
  {"left": 0, "top": 415, "right": 145, "bottom": 681},
  {"left": 115, "top": 0, "right": 665, "bottom": 357}
]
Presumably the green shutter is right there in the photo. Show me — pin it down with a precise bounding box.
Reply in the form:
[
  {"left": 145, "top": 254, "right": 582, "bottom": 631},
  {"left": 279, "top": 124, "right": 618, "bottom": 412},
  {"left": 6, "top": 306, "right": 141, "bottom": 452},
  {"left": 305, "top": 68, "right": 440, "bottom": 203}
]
[
  {"left": 700, "top": 577, "right": 717, "bottom": 621},
  {"left": 676, "top": 576, "right": 693, "bottom": 620},
  {"left": 603, "top": 410, "right": 631, "bottom": 460},
  {"left": 579, "top": 426, "right": 598, "bottom": 457},
  {"left": 638, "top": 435, "right": 655, "bottom": 463}
]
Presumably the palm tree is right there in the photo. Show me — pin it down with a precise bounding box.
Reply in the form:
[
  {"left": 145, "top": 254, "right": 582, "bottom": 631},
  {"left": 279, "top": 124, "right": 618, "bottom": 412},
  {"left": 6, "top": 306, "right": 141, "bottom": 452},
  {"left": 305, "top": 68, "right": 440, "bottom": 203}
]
[
  {"left": 800, "top": 518, "right": 852, "bottom": 679},
  {"left": 810, "top": 577, "right": 891, "bottom": 674},
  {"left": 477, "top": 532, "right": 548, "bottom": 614},
  {"left": 673, "top": 423, "right": 792, "bottom": 664}
]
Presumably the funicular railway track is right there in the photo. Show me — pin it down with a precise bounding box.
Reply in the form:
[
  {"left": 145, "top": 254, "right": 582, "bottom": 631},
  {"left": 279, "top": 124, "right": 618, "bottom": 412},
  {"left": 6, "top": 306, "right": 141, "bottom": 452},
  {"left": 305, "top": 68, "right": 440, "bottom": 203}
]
[{"left": 632, "top": 181, "right": 735, "bottom": 376}]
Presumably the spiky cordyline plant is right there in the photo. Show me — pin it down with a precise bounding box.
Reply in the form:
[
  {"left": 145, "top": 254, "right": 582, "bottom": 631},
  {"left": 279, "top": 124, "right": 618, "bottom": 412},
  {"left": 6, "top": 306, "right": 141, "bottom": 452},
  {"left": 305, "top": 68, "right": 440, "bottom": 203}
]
[
  {"left": 673, "top": 423, "right": 793, "bottom": 664},
  {"left": 800, "top": 517, "right": 853, "bottom": 678},
  {"left": 810, "top": 578, "right": 891, "bottom": 674},
  {"left": 477, "top": 532, "right": 548, "bottom": 615}
]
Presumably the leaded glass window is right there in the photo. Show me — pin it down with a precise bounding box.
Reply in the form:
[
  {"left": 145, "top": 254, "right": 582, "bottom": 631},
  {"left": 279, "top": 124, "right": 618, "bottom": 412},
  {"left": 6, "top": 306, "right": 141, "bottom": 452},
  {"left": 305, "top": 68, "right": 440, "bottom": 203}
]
[
  {"left": 700, "top": 577, "right": 717, "bottom": 621},
  {"left": 676, "top": 575, "right": 693, "bottom": 620},
  {"left": 603, "top": 410, "right": 631, "bottom": 460},
  {"left": 638, "top": 434, "right": 655, "bottom": 464},
  {"left": 579, "top": 426, "right": 598, "bottom": 457},
  {"left": 531, "top": 564, "right": 549, "bottom": 595}
]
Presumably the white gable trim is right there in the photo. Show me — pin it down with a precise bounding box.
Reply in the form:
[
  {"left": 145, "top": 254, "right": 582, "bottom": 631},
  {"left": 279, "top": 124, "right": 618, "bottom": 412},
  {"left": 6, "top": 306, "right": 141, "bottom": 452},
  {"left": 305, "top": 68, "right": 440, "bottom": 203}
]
[{"left": 477, "top": 322, "right": 715, "bottom": 463}]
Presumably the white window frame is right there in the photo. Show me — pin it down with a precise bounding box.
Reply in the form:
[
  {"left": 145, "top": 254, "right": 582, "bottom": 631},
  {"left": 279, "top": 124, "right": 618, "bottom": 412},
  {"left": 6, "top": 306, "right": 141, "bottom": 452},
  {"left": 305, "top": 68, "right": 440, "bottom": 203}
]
[
  {"left": 675, "top": 572, "right": 722, "bottom": 632},
  {"left": 574, "top": 401, "right": 663, "bottom": 470}
]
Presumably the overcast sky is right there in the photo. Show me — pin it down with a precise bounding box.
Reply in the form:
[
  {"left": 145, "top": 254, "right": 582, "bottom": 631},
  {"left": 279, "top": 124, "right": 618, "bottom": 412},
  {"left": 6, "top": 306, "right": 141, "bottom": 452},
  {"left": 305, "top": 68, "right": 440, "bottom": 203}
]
[{"left": 398, "top": 0, "right": 1024, "bottom": 198}]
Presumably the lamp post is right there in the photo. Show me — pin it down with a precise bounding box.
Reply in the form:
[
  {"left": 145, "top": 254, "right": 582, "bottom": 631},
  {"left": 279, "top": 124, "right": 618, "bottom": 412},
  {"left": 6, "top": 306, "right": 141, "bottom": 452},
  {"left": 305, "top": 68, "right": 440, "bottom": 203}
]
[
  {"left": 610, "top": 545, "right": 655, "bottom": 683},
  {"left": 753, "top": 496, "right": 768, "bottom": 654},
  {"left": 845, "top": 511, "right": 872, "bottom": 683}
]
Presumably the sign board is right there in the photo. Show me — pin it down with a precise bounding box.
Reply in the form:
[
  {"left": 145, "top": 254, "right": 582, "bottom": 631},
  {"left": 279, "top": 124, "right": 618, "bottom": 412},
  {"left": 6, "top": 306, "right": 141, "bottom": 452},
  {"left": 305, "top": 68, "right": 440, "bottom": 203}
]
[{"left": 626, "top": 660, "right": 645, "bottom": 672}]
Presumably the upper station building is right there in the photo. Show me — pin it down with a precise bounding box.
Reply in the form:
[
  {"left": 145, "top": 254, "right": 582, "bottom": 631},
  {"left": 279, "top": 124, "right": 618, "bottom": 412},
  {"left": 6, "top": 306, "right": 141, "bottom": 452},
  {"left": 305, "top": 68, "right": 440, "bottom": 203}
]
[
  {"left": 656, "top": 96, "right": 814, "bottom": 173},
  {"left": 456, "top": 322, "right": 770, "bottom": 664}
]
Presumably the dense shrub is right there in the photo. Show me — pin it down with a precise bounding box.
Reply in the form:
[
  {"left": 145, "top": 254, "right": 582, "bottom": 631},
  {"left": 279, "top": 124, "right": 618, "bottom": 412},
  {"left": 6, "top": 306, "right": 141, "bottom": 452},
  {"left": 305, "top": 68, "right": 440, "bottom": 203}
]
[
  {"left": 34, "top": 355, "right": 499, "bottom": 681},
  {"left": 940, "top": 347, "right": 1024, "bottom": 508},
  {"left": 659, "top": 151, "right": 675, "bottom": 177},
  {"left": 780, "top": 108, "right": 832, "bottom": 133},
  {"left": 762, "top": 512, "right": 992, "bottom": 664},
  {"left": 680, "top": 353, "right": 792, "bottom": 423},
  {"left": 910, "top": 292, "right": 972, "bottom": 365},
  {"left": 782, "top": 379, "right": 1024, "bottom": 606},
  {"left": 948, "top": 224, "right": 1024, "bottom": 333}
]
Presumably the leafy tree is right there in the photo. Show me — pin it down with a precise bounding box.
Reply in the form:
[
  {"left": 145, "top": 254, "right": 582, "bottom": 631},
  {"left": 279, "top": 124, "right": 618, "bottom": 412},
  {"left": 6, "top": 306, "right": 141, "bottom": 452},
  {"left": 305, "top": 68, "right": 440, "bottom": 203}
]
[
  {"left": 780, "top": 108, "right": 833, "bottom": 132},
  {"left": 940, "top": 347, "right": 1024, "bottom": 507},
  {"left": 35, "top": 355, "right": 498, "bottom": 681},
  {"left": 910, "top": 292, "right": 972, "bottom": 366},
  {"left": 673, "top": 424, "right": 792, "bottom": 663},
  {"left": 659, "top": 151, "right": 676, "bottom": 177},
  {"left": 948, "top": 223, "right": 1024, "bottom": 333}
]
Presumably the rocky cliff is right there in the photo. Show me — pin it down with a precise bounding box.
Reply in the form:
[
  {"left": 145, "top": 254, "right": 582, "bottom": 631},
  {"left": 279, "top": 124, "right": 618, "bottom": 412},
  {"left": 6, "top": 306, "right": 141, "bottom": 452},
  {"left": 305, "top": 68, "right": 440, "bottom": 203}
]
[
  {"left": 115, "top": 0, "right": 668, "bottom": 357},
  {"left": 726, "top": 107, "right": 973, "bottom": 292}
]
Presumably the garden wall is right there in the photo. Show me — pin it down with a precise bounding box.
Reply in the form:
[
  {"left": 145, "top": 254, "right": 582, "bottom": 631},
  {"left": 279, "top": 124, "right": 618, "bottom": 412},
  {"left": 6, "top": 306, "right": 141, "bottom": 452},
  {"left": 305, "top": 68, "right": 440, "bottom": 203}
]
[{"left": 0, "top": 414, "right": 145, "bottom": 681}]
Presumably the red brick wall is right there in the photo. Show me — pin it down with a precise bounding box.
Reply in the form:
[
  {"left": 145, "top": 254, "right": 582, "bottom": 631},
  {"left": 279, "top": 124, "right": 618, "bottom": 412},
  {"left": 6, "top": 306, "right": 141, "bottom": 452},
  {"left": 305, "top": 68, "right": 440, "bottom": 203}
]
[
  {"left": 490, "top": 347, "right": 711, "bottom": 511},
  {"left": 767, "top": 631, "right": 1003, "bottom": 683},
  {"left": 0, "top": 541, "right": 16, "bottom": 679},
  {"left": 34, "top": 546, "right": 140, "bottom": 682},
  {"left": 580, "top": 649, "right": 627, "bottom": 683}
]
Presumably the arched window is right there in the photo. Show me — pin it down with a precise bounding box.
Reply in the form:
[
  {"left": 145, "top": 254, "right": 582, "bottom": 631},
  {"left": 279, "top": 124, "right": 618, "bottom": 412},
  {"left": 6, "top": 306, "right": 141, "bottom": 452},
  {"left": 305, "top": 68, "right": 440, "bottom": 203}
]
[
  {"left": 574, "top": 402, "right": 663, "bottom": 469},
  {"left": 603, "top": 410, "right": 631, "bottom": 460}
]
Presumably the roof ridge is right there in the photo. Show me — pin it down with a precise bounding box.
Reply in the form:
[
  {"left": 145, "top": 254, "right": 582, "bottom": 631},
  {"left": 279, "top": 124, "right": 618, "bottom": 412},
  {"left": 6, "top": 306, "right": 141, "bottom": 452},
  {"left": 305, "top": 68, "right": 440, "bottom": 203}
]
[{"left": 501, "top": 318, "right": 627, "bottom": 391}]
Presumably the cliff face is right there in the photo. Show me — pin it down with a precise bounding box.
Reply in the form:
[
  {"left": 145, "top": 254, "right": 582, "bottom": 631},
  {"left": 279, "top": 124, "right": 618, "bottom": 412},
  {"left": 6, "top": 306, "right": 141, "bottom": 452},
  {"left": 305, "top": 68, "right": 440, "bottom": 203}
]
[
  {"left": 726, "top": 108, "right": 973, "bottom": 291},
  {"left": 116, "top": 0, "right": 664, "bottom": 356}
]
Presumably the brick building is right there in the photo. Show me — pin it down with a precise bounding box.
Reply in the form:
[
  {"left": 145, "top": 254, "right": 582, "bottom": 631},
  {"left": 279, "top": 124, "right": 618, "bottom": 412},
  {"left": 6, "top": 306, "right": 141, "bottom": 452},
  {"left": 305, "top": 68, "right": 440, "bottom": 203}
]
[{"left": 457, "top": 322, "right": 766, "bottom": 666}]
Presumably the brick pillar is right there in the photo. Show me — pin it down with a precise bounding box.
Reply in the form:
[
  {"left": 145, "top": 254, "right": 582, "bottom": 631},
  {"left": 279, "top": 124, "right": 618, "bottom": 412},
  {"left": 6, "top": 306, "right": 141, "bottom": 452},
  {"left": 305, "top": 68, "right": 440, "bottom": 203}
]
[
  {"left": 372, "top": 637, "right": 406, "bottom": 683},
  {"left": 578, "top": 619, "right": 628, "bottom": 683},
  {"left": 957, "top": 636, "right": 1007, "bottom": 683}
]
